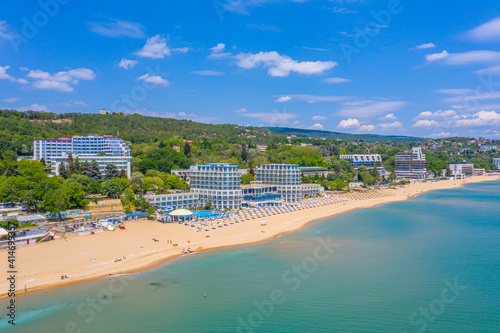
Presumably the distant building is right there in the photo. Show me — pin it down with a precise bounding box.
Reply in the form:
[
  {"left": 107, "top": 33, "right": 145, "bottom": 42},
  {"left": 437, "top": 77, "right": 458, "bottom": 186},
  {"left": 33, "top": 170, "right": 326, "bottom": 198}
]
[
  {"left": 473, "top": 168, "right": 485, "bottom": 176},
  {"left": 395, "top": 148, "right": 427, "bottom": 179},
  {"left": 493, "top": 158, "right": 500, "bottom": 168},
  {"left": 300, "top": 166, "right": 328, "bottom": 177},
  {"left": 171, "top": 169, "right": 191, "bottom": 184},
  {"left": 100, "top": 109, "right": 110, "bottom": 115},
  {"left": 256, "top": 145, "right": 267, "bottom": 152},
  {"left": 172, "top": 145, "right": 181, "bottom": 153},
  {"left": 340, "top": 154, "right": 383, "bottom": 171},
  {"left": 479, "top": 145, "right": 496, "bottom": 152},
  {"left": 33, "top": 135, "right": 132, "bottom": 178},
  {"left": 449, "top": 162, "right": 474, "bottom": 177}
]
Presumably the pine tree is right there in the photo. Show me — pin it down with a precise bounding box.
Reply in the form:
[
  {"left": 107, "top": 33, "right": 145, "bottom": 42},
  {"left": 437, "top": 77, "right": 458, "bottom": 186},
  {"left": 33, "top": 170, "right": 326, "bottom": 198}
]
[
  {"left": 104, "top": 163, "right": 119, "bottom": 180},
  {"left": 119, "top": 168, "right": 128, "bottom": 179},
  {"left": 184, "top": 142, "right": 191, "bottom": 157},
  {"left": 83, "top": 160, "right": 102, "bottom": 181},
  {"left": 59, "top": 162, "right": 70, "bottom": 179},
  {"left": 241, "top": 144, "right": 248, "bottom": 162}
]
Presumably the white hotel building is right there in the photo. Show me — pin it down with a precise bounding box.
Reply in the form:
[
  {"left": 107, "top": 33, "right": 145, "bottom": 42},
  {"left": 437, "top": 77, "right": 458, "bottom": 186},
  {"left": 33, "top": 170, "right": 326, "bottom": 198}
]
[
  {"left": 33, "top": 135, "right": 132, "bottom": 177},
  {"left": 189, "top": 164, "right": 242, "bottom": 210},
  {"left": 146, "top": 163, "right": 323, "bottom": 210}
]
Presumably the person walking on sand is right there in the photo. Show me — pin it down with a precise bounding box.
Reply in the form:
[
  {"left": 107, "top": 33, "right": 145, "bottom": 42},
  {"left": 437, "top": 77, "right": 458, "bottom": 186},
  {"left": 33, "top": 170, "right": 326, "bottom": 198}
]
[{"left": 24, "top": 285, "right": 27, "bottom": 292}]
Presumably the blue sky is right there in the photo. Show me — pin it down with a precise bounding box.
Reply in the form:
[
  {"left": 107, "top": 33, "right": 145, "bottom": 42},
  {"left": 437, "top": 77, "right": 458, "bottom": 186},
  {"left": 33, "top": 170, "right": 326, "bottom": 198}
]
[{"left": 1, "top": 0, "right": 500, "bottom": 139}]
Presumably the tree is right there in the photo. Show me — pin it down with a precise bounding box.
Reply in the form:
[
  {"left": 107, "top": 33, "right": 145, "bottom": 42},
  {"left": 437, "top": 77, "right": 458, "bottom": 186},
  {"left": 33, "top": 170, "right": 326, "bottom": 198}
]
[
  {"left": 241, "top": 173, "right": 254, "bottom": 184},
  {"left": 119, "top": 169, "right": 128, "bottom": 179},
  {"left": 42, "top": 189, "right": 69, "bottom": 220},
  {"left": 63, "top": 179, "right": 89, "bottom": 209},
  {"left": 158, "top": 141, "right": 166, "bottom": 149},
  {"left": 183, "top": 142, "right": 191, "bottom": 157},
  {"left": 82, "top": 160, "right": 102, "bottom": 181},
  {"left": 138, "top": 160, "right": 156, "bottom": 174},
  {"left": 88, "top": 180, "right": 101, "bottom": 195},
  {"left": 204, "top": 198, "right": 213, "bottom": 210},
  {"left": 104, "top": 163, "right": 119, "bottom": 180},
  {"left": 131, "top": 172, "right": 144, "bottom": 188},
  {"left": 124, "top": 188, "right": 135, "bottom": 201},
  {"left": 59, "top": 161, "right": 71, "bottom": 179},
  {"left": 241, "top": 144, "right": 248, "bottom": 162},
  {"left": 101, "top": 179, "right": 122, "bottom": 198}
]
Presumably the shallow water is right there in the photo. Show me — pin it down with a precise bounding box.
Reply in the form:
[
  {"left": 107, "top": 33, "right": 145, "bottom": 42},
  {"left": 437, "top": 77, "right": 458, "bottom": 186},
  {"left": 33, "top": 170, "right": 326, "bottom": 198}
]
[{"left": 2, "top": 180, "right": 499, "bottom": 332}]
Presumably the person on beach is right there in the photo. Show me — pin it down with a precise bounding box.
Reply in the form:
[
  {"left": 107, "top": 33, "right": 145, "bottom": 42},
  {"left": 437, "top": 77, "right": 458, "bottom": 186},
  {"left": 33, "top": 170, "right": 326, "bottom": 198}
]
[{"left": 24, "top": 285, "right": 27, "bottom": 292}]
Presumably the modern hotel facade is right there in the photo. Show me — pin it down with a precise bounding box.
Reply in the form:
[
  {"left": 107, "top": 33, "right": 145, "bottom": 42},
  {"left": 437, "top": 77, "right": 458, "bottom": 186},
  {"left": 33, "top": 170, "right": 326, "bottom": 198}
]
[
  {"left": 33, "top": 135, "right": 132, "bottom": 177},
  {"left": 145, "top": 163, "right": 324, "bottom": 210},
  {"left": 340, "top": 154, "right": 383, "bottom": 170},
  {"left": 449, "top": 162, "right": 474, "bottom": 178},
  {"left": 189, "top": 164, "right": 242, "bottom": 211},
  {"left": 395, "top": 147, "right": 427, "bottom": 179},
  {"left": 494, "top": 158, "right": 500, "bottom": 169}
]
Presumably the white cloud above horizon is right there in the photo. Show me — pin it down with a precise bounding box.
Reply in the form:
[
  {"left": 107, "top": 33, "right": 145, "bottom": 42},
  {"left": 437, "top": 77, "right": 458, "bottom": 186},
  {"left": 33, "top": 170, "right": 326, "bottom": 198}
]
[
  {"left": 137, "top": 35, "right": 188, "bottom": 59},
  {"left": 88, "top": 19, "right": 145, "bottom": 38},
  {"left": 136, "top": 73, "right": 170, "bottom": 86},
  {"left": 118, "top": 58, "right": 138, "bottom": 70},
  {"left": 26, "top": 68, "right": 95, "bottom": 92},
  {"left": 465, "top": 17, "right": 500, "bottom": 42},
  {"left": 338, "top": 100, "right": 406, "bottom": 117}
]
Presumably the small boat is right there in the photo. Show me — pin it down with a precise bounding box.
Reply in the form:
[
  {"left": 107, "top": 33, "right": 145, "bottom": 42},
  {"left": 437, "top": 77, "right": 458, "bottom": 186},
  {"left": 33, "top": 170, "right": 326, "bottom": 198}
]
[
  {"left": 187, "top": 248, "right": 193, "bottom": 253},
  {"left": 182, "top": 249, "right": 188, "bottom": 254}
]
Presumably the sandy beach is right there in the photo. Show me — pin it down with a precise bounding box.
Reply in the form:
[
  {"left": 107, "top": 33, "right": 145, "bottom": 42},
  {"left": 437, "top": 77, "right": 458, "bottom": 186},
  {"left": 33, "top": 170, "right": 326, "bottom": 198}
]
[{"left": 1, "top": 175, "right": 498, "bottom": 299}]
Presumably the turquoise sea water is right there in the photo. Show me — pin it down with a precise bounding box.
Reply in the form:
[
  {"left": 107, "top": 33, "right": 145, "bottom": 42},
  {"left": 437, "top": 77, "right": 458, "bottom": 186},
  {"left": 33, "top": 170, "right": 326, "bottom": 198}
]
[{"left": 1, "top": 180, "right": 500, "bottom": 332}]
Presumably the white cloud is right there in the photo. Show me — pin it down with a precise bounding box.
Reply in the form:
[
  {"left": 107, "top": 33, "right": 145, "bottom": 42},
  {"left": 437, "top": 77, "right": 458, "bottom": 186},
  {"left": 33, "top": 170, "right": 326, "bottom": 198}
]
[
  {"left": 209, "top": 43, "right": 231, "bottom": 59},
  {"left": 465, "top": 17, "right": 500, "bottom": 42},
  {"left": 358, "top": 124, "right": 375, "bottom": 132},
  {"left": 415, "top": 42, "right": 436, "bottom": 50},
  {"left": 2, "top": 97, "right": 18, "bottom": 103},
  {"left": 26, "top": 68, "right": 95, "bottom": 92},
  {"left": 412, "top": 119, "right": 439, "bottom": 127},
  {"left": 425, "top": 50, "right": 449, "bottom": 62},
  {"left": 24, "top": 103, "right": 49, "bottom": 112},
  {"left": 312, "top": 115, "right": 327, "bottom": 120},
  {"left": 426, "top": 50, "right": 500, "bottom": 65},
  {"left": 377, "top": 121, "right": 403, "bottom": 129},
  {"left": 136, "top": 73, "right": 170, "bottom": 86},
  {"left": 282, "top": 94, "right": 352, "bottom": 103},
  {"left": 234, "top": 108, "right": 247, "bottom": 113},
  {"left": 137, "top": 35, "right": 188, "bottom": 59},
  {"left": 190, "top": 70, "right": 225, "bottom": 76},
  {"left": 275, "top": 96, "right": 292, "bottom": 102},
  {"left": 308, "top": 123, "right": 324, "bottom": 130},
  {"left": 455, "top": 110, "right": 500, "bottom": 127},
  {"left": 61, "top": 100, "right": 88, "bottom": 107},
  {"left": 338, "top": 100, "right": 406, "bottom": 117},
  {"left": 222, "top": 0, "right": 307, "bottom": 15},
  {"left": 234, "top": 51, "right": 337, "bottom": 77},
  {"left": 411, "top": 109, "right": 500, "bottom": 128},
  {"left": 88, "top": 19, "right": 145, "bottom": 38},
  {"left": 0, "top": 65, "right": 15, "bottom": 81},
  {"left": 0, "top": 21, "right": 15, "bottom": 40},
  {"left": 428, "top": 132, "right": 454, "bottom": 138},
  {"left": 380, "top": 113, "right": 397, "bottom": 120},
  {"left": 337, "top": 118, "right": 360, "bottom": 129},
  {"left": 0, "top": 65, "right": 28, "bottom": 84},
  {"left": 476, "top": 65, "right": 500, "bottom": 75},
  {"left": 436, "top": 88, "right": 475, "bottom": 95},
  {"left": 324, "top": 77, "right": 351, "bottom": 84},
  {"left": 118, "top": 58, "right": 138, "bottom": 70},
  {"left": 240, "top": 111, "right": 297, "bottom": 125}
]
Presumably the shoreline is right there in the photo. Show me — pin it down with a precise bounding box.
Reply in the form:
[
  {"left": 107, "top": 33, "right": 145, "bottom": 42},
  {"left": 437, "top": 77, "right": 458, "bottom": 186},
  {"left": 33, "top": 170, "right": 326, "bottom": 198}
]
[{"left": 1, "top": 175, "right": 499, "bottom": 301}]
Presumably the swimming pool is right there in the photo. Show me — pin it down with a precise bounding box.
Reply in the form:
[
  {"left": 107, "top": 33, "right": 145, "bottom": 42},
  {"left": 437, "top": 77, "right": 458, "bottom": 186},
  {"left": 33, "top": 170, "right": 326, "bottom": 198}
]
[{"left": 193, "top": 210, "right": 223, "bottom": 218}]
